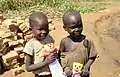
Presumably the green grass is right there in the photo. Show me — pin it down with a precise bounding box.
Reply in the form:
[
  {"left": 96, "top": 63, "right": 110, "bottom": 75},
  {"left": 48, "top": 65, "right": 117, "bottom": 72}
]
[{"left": 0, "top": 0, "right": 106, "bottom": 19}]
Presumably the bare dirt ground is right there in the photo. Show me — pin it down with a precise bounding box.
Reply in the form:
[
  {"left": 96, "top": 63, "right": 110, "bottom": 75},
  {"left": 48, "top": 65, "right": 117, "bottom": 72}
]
[{"left": 1, "top": 2, "right": 120, "bottom": 77}]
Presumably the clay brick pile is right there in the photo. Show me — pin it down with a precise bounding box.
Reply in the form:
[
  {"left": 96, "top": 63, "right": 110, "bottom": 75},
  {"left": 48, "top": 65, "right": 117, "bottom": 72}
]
[{"left": 0, "top": 14, "right": 55, "bottom": 75}]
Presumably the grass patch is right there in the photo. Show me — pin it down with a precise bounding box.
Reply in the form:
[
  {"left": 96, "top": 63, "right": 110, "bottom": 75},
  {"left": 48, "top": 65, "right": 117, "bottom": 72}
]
[{"left": 0, "top": 0, "right": 106, "bottom": 19}]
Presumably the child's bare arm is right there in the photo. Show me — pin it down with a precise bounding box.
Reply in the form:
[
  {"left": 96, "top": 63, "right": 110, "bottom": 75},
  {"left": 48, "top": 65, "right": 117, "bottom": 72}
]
[
  {"left": 59, "top": 38, "right": 73, "bottom": 76},
  {"left": 81, "top": 57, "right": 96, "bottom": 76},
  {"left": 26, "top": 53, "right": 55, "bottom": 72},
  {"left": 81, "top": 40, "right": 97, "bottom": 76},
  {"left": 84, "top": 57, "right": 96, "bottom": 69}
]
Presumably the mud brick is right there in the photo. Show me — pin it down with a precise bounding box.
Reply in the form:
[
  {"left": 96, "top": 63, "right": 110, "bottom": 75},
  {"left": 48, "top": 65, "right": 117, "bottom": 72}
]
[
  {"left": 17, "top": 39, "right": 24, "bottom": 44},
  {"left": 0, "top": 31, "right": 5, "bottom": 38},
  {"left": 0, "top": 38, "right": 4, "bottom": 50},
  {"left": 12, "top": 67, "right": 25, "bottom": 76},
  {"left": 14, "top": 35, "right": 17, "bottom": 41},
  {"left": 19, "top": 23, "right": 26, "bottom": 31},
  {"left": 2, "top": 19, "right": 17, "bottom": 28},
  {"left": 8, "top": 41, "right": 19, "bottom": 47},
  {"left": 19, "top": 23, "right": 29, "bottom": 33},
  {"left": 17, "top": 33, "right": 24, "bottom": 39},
  {"left": 0, "top": 25, "right": 10, "bottom": 32},
  {"left": 1, "top": 32, "right": 14, "bottom": 38},
  {"left": 24, "top": 18, "right": 30, "bottom": 29},
  {"left": 0, "top": 45, "right": 9, "bottom": 55},
  {"left": 0, "top": 38, "right": 9, "bottom": 55},
  {"left": 17, "top": 20, "right": 24, "bottom": 25},
  {"left": 2, "top": 50, "right": 18, "bottom": 63},
  {"left": 22, "top": 26, "right": 30, "bottom": 33},
  {"left": 14, "top": 46, "right": 23, "bottom": 53},
  {"left": 25, "top": 34, "right": 32, "bottom": 41},
  {"left": 3, "top": 36, "right": 15, "bottom": 43},
  {"left": 24, "top": 30, "right": 32, "bottom": 35}
]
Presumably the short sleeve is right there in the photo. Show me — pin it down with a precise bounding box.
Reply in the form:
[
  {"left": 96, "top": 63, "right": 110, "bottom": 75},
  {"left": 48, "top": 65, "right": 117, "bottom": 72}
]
[
  {"left": 23, "top": 42, "right": 34, "bottom": 56},
  {"left": 89, "top": 40, "right": 98, "bottom": 58}
]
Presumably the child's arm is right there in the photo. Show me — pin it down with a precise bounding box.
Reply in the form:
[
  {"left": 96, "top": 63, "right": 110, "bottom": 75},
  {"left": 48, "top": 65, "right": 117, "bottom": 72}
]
[
  {"left": 59, "top": 39, "right": 73, "bottom": 76},
  {"left": 83, "top": 57, "right": 96, "bottom": 69},
  {"left": 81, "top": 57, "right": 96, "bottom": 76},
  {"left": 81, "top": 40, "right": 97, "bottom": 76},
  {"left": 26, "top": 53, "right": 55, "bottom": 72}
]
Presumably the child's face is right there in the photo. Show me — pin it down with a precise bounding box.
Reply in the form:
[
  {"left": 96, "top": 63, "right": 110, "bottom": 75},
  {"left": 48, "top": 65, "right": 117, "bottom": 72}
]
[
  {"left": 64, "top": 17, "right": 83, "bottom": 37},
  {"left": 32, "top": 19, "right": 49, "bottom": 41}
]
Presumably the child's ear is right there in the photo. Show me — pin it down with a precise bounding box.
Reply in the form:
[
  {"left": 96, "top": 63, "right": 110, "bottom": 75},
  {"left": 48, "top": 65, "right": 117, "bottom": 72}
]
[
  {"left": 32, "top": 32, "right": 35, "bottom": 38},
  {"left": 63, "top": 26, "right": 67, "bottom": 31}
]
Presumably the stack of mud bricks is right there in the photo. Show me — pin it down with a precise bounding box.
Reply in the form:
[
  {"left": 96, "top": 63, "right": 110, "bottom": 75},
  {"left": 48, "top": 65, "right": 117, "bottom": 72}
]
[{"left": 0, "top": 14, "right": 55, "bottom": 75}]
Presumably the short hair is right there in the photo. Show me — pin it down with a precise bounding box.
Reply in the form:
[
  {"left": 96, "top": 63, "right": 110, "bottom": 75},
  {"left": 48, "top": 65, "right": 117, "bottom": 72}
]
[
  {"left": 29, "top": 12, "right": 47, "bottom": 28},
  {"left": 62, "top": 10, "right": 82, "bottom": 25}
]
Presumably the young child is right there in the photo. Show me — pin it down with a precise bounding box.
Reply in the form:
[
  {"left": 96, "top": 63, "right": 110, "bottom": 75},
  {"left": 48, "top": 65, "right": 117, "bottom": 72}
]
[
  {"left": 23, "top": 12, "right": 57, "bottom": 77},
  {"left": 59, "top": 10, "right": 97, "bottom": 77}
]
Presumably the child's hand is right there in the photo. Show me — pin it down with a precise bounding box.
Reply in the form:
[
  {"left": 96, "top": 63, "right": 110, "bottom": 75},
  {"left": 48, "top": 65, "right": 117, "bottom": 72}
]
[
  {"left": 44, "top": 53, "right": 56, "bottom": 64},
  {"left": 80, "top": 66, "right": 89, "bottom": 76},
  {"left": 64, "top": 67, "right": 72, "bottom": 76}
]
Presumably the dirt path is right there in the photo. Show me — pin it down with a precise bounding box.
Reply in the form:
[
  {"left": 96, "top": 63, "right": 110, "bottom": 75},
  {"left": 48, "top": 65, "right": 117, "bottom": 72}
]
[
  {"left": 1, "top": 2, "right": 120, "bottom": 77},
  {"left": 82, "top": 3, "right": 120, "bottom": 77}
]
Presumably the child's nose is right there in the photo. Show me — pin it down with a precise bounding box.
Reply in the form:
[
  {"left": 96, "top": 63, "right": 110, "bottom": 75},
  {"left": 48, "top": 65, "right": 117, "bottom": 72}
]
[
  {"left": 41, "top": 30, "right": 47, "bottom": 34},
  {"left": 74, "top": 28, "right": 79, "bottom": 32}
]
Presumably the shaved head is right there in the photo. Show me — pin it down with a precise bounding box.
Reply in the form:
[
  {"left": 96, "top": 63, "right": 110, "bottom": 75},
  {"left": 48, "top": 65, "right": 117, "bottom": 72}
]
[
  {"left": 29, "top": 12, "right": 48, "bottom": 28},
  {"left": 62, "top": 10, "right": 82, "bottom": 27}
]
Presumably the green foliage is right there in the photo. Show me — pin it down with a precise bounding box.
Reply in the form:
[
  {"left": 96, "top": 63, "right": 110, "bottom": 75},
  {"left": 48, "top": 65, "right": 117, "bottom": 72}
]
[
  {"left": 0, "top": 0, "right": 106, "bottom": 18},
  {"left": 0, "top": 0, "right": 37, "bottom": 12},
  {"left": 92, "top": 0, "right": 102, "bottom": 1}
]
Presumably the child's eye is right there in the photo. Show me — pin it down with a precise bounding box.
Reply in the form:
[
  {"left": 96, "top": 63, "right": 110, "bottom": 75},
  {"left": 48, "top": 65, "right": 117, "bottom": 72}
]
[{"left": 38, "top": 28, "right": 42, "bottom": 31}]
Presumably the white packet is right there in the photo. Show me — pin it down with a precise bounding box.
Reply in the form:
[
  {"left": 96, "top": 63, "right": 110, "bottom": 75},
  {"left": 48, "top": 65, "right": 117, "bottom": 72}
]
[{"left": 49, "top": 59, "right": 66, "bottom": 77}]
